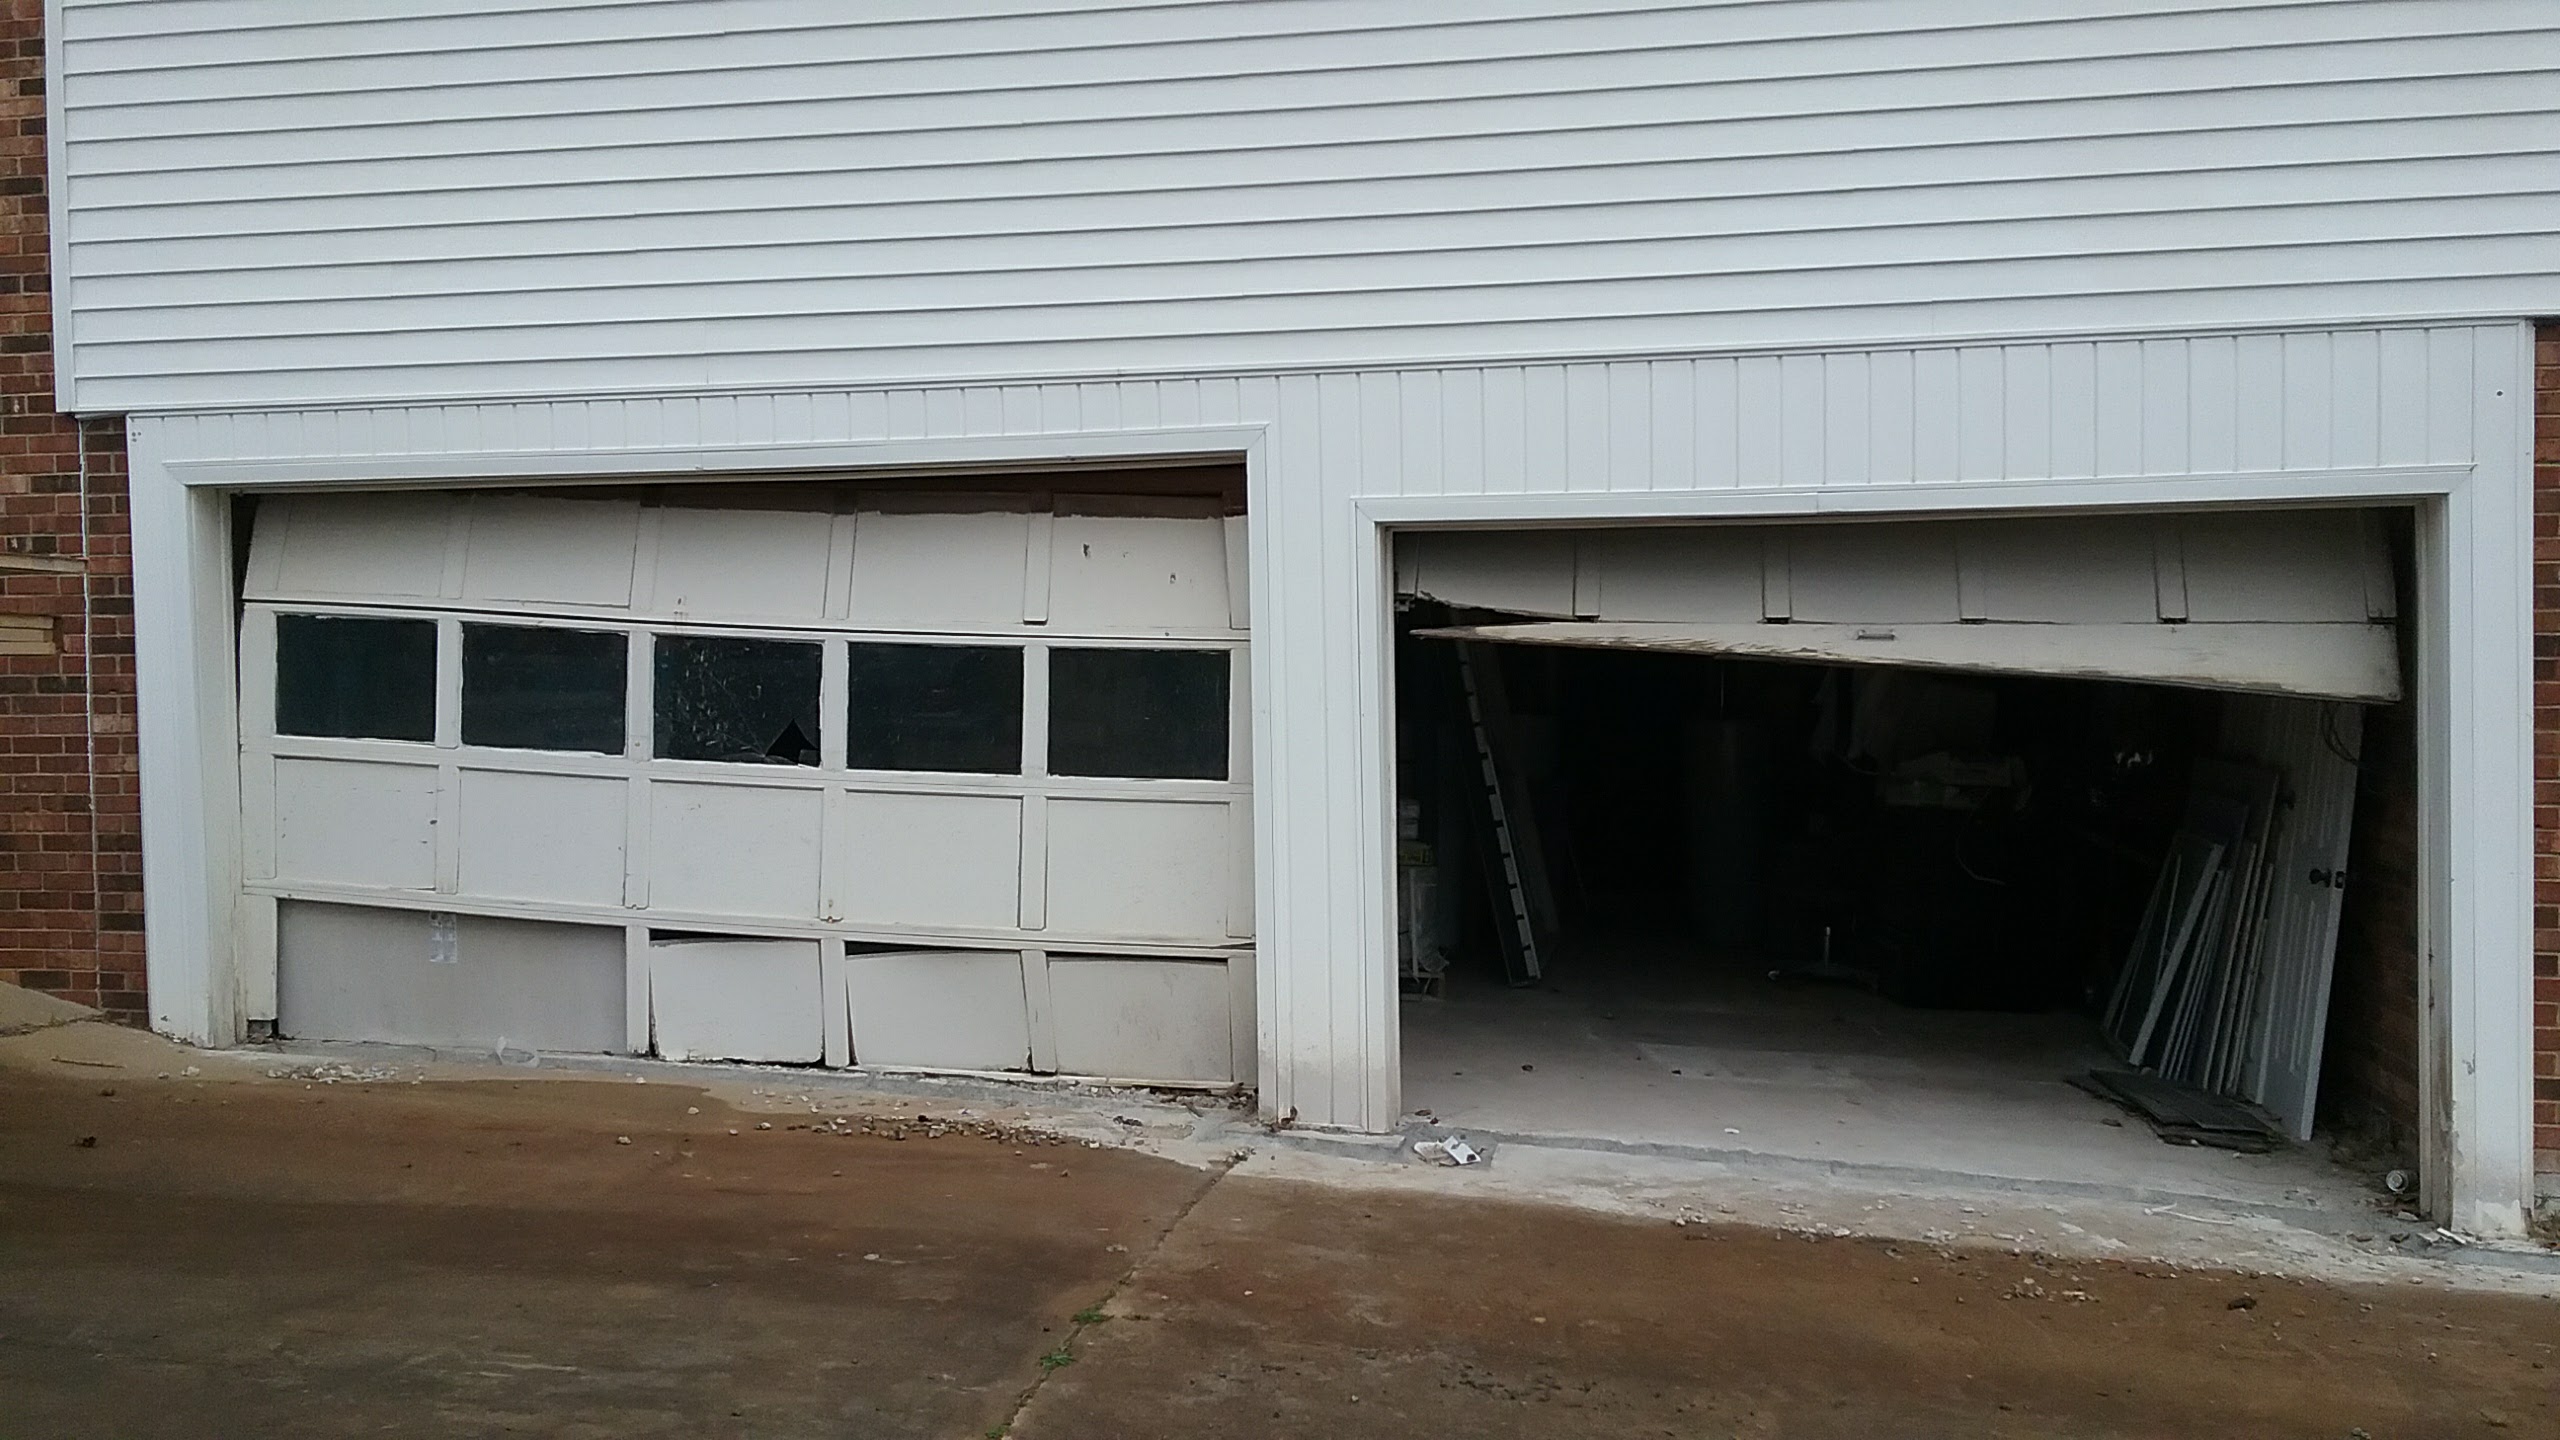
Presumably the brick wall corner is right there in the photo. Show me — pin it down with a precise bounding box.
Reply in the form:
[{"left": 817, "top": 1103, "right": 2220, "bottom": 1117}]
[{"left": 0, "top": 0, "right": 140, "bottom": 1022}]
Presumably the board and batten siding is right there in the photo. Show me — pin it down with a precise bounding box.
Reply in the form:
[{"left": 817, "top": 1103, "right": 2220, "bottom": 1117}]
[
  {"left": 126, "top": 325, "right": 2536, "bottom": 1238},
  {"left": 47, "top": 0, "right": 2560, "bottom": 413}
]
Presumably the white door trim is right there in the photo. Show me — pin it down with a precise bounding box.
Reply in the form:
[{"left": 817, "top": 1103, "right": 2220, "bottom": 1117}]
[{"left": 1355, "top": 451, "right": 2531, "bottom": 1238}]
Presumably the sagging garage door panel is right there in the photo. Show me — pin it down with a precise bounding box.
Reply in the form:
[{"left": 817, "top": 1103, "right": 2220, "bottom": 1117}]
[
  {"left": 247, "top": 487, "right": 1252, "bottom": 635},
  {"left": 277, "top": 901, "right": 627, "bottom": 1054},
  {"left": 1417, "top": 620, "right": 2401, "bottom": 703},
  {"left": 239, "top": 484, "right": 1256, "bottom": 1082},
  {"left": 1398, "top": 509, "right": 2400, "bottom": 700}
]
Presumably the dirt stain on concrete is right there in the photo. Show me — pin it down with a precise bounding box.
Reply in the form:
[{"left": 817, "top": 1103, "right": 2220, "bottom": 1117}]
[
  {"left": 3, "top": 1038, "right": 2556, "bottom": 1440},
  {"left": 0, "top": 1059, "right": 1214, "bottom": 1440},
  {"left": 1024, "top": 1174, "right": 2560, "bottom": 1440}
]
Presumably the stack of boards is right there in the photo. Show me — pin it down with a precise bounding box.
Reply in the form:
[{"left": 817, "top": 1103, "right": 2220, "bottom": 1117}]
[{"left": 2100, "top": 758, "right": 2292, "bottom": 1141}]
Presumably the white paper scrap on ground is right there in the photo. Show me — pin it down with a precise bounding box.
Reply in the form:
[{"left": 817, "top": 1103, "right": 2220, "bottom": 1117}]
[{"left": 1413, "top": 1135, "right": 1482, "bottom": 1166}]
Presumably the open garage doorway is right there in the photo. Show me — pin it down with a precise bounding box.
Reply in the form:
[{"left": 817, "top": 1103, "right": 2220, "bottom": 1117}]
[{"left": 1389, "top": 508, "right": 2422, "bottom": 1201}]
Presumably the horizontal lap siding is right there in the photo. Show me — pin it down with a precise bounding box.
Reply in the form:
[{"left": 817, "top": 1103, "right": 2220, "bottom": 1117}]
[{"left": 52, "top": 0, "right": 2560, "bottom": 411}]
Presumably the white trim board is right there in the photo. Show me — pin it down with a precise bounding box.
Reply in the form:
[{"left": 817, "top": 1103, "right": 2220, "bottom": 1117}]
[{"left": 125, "top": 320, "right": 2538, "bottom": 1236}]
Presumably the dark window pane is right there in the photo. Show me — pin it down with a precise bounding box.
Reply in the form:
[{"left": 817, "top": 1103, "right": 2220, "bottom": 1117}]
[
  {"left": 462, "top": 624, "right": 626, "bottom": 754},
  {"left": 274, "top": 613, "right": 436, "bottom": 742},
  {"left": 1048, "top": 648, "right": 1229, "bottom": 780},
  {"left": 847, "top": 642, "right": 1022, "bottom": 774},
  {"left": 653, "top": 635, "right": 821, "bottom": 765}
]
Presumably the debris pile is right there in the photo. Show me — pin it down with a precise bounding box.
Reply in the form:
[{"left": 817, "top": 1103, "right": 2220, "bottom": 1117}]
[{"left": 785, "top": 1112, "right": 1094, "bottom": 1148}]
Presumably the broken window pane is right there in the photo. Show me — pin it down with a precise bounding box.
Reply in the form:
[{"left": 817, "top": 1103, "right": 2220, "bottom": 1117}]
[
  {"left": 652, "top": 634, "right": 822, "bottom": 765},
  {"left": 846, "top": 642, "right": 1022, "bottom": 774},
  {"left": 461, "top": 623, "right": 626, "bottom": 754},
  {"left": 1047, "top": 647, "right": 1230, "bottom": 780},
  {"left": 273, "top": 613, "right": 436, "bottom": 742}
]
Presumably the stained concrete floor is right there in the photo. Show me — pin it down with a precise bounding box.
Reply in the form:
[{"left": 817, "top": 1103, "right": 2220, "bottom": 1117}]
[
  {"left": 1400, "top": 961, "right": 2370, "bottom": 1212},
  {"left": 6, "top": 1014, "right": 2558, "bottom": 1439}
]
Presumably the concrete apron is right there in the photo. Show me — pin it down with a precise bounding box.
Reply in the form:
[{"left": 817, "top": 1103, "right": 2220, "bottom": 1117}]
[{"left": 8, "top": 1017, "right": 2553, "bottom": 1296}]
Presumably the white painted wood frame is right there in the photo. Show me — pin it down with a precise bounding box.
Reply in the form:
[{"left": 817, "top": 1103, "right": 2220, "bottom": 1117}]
[
  {"left": 125, "top": 321, "right": 2538, "bottom": 1235},
  {"left": 231, "top": 601, "right": 1251, "bottom": 954}
]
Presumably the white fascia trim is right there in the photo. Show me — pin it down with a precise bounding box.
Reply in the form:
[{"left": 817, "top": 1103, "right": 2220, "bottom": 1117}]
[
  {"left": 1355, "top": 467, "right": 2474, "bottom": 528},
  {"left": 159, "top": 428, "right": 1271, "bottom": 492}
]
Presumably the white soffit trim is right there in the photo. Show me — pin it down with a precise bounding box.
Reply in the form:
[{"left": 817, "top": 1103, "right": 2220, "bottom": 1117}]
[{"left": 1411, "top": 620, "right": 2403, "bottom": 704}]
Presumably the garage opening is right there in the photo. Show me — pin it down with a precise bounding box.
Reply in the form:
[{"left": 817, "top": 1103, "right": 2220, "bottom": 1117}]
[{"left": 1391, "top": 508, "right": 2420, "bottom": 1195}]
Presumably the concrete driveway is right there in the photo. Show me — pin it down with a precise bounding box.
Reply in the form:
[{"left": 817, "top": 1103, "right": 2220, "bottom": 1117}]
[{"left": 2, "top": 1020, "right": 2553, "bottom": 1440}]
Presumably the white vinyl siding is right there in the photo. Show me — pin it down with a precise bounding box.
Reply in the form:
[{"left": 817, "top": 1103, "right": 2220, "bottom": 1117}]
[{"left": 50, "top": 0, "right": 2560, "bottom": 411}]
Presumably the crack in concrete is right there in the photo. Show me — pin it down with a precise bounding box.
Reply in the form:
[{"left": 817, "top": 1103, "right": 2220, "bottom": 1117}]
[{"left": 987, "top": 1155, "right": 1239, "bottom": 1439}]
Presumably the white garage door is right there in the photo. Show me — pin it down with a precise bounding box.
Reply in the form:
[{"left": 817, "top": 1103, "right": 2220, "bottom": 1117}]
[
  {"left": 239, "top": 484, "right": 1253, "bottom": 1085},
  {"left": 1398, "top": 509, "right": 2400, "bottom": 701}
]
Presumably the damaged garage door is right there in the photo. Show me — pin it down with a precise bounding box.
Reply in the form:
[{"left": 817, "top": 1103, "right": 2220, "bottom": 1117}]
[{"left": 1399, "top": 509, "right": 2399, "bottom": 702}]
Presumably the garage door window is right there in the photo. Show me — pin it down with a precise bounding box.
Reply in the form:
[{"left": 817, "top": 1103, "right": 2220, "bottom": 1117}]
[
  {"left": 846, "top": 642, "right": 1022, "bottom": 774},
  {"left": 462, "top": 623, "right": 627, "bottom": 754},
  {"left": 654, "top": 635, "right": 822, "bottom": 765},
  {"left": 1048, "top": 647, "right": 1229, "bottom": 780},
  {"left": 274, "top": 613, "right": 436, "bottom": 742}
]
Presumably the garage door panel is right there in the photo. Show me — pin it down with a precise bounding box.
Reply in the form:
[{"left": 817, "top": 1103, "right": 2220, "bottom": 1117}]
[
  {"left": 1044, "top": 799, "right": 1232, "bottom": 941},
  {"left": 1584, "top": 528, "right": 1762, "bottom": 622},
  {"left": 1957, "top": 518, "right": 2163, "bottom": 624},
  {"left": 1047, "top": 515, "right": 1232, "bottom": 631},
  {"left": 648, "top": 505, "right": 834, "bottom": 622},
  {"left": 836, "top": 790, "right": 1022, "bottom": 930},
  {"left": 650, "top": 781, "right": 823, "bottom": 919},
  {"left": 276, "top": 902, "right": 626, "bottom": 1054},
  {"left": 273, "top": 757, "right": 439, "bottom": 891},
  {"left": 461, "top": 495, "right": 640, "bottom": 609},
  {"left": 1048, "top": 956, "right": 1234, "bottom": 1083},
  {"left": 1785, "top": 524, "right": 1963, "bottom": 623},
  {"left": 845, "top": 949, "right": 1031, "bottom": 1071},
  {"left": 1418, "top": 619, "right": 2400, "bottom": 703},
  {"left": 458, "top": 769, "right": 626, "bottom": 906},
  {"left": 649, "top": 937, "right": 824, "bottom": 1063},
  {"left": 1401, "top": 509, "right": 2400, "bottom": 698},
  {"left": 1402, "top": 529, "right": 1576, "bottom": 617},
  {"left": 2178, "top": 511, "right": 2380, "bottom": 623},
  {"left": 259, "top": 492, "right": 453, "bottom": 601},
  {"left": 847, "top": 511, "right": 1028, "bottom": 629}
]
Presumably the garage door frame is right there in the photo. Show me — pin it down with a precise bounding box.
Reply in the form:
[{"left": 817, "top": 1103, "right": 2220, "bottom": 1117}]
[
  {"left": 1359, "top": 468, "right": 2521, "bottom": 1235},
  {"left": 119, "top": 324, "right": 2537, "bottom": 1236}
]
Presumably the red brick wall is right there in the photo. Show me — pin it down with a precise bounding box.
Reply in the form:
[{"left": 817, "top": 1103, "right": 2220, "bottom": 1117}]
[
  {"left": 0, "top": 0, "right": 141, "bottom": 1021},
  {"left": 2536, "top": 321, "right": 2560, "bottom": 1208}
]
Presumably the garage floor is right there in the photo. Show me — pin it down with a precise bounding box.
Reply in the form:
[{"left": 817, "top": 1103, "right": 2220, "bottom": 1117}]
[{"left": 1400, "top": 938, "right": 2357, "bottom": 1210}]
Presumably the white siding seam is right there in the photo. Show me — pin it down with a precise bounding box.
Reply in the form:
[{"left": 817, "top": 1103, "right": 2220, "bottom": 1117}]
[
  {"left": 62, "top": 25, "right": 2558, "bottom": 141},
  {"left": 65, "top": 108, "right": 2560, "bottom": 212},
  {"left": 64, "top": 78, "right": 2560, "bottom": 201},
  {"left": 66, "top": 188, "right": 2560, "bottom": 304},
  {"left": 57, "top": 0, "right": 2420, "bottom": 78}
]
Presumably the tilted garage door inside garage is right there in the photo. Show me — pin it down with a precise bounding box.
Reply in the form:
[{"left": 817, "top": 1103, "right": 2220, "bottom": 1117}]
[
  {"left": 238, "top": 468, "right": 1254, "bottom": 1085},
  {"left": 1393, "top": 507, "right": 2413, "bottom": 1176}
]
